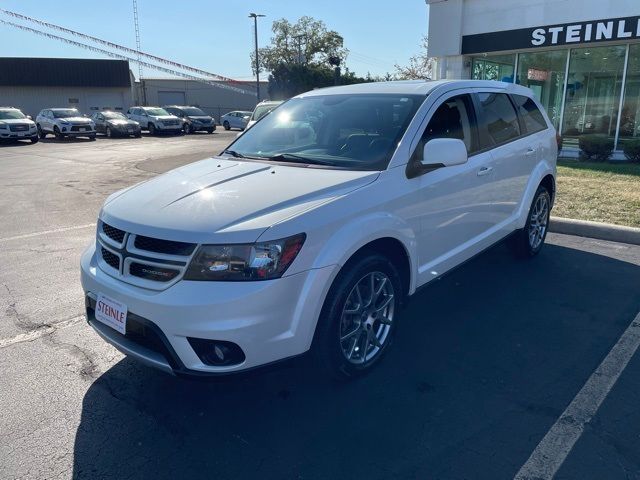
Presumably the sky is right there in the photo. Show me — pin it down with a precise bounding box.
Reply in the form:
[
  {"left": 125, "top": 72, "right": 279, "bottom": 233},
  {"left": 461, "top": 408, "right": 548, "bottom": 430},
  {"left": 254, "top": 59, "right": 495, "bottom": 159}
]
[{"left": 0, "top": 0, "right": 429, "bottom": 81}]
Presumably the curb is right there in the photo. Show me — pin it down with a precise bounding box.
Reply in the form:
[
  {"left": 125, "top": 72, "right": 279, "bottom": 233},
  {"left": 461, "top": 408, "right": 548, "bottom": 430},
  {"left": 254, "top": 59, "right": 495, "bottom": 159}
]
[{"left": 549, "top": 216, "right": 640, "bottom": 246}]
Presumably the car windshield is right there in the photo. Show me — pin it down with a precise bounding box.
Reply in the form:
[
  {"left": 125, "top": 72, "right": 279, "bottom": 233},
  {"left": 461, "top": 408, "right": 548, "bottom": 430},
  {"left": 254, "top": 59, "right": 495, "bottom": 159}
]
[
  {"left": 251, "top": 103, "right": 281, "bottom": 121},
  {"left": 181, "top": 107, "right": 206, "bottom": 116},
  {"left": 0, "top": 110, "right": 26, "bottom": 120},
  {"left": 102, "top": 112, "right": 127, "bottom": 120},
  {"left": 226, "top": 94, "right": 425, "bottom": 171},
  {"left": 145, "top": 108, "right": 170, "bottom": 116},
  {"left": 52, "top": 109, "right": 80, "bottom": 118}
]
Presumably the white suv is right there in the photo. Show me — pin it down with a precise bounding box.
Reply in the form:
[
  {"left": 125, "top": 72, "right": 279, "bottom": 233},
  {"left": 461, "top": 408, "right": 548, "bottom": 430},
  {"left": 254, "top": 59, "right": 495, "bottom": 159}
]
[
  {"left": 0, "top": 107, "right": 38, "bottom": 143},
  {"left": 81, "top": 80, "right": 557, "bottom": 378},
  {"left": 127, "top": 107, "right": 182, "bottom": 135},
  {"left": 36, "top": 108, "right": 96, "bottom": 140}
]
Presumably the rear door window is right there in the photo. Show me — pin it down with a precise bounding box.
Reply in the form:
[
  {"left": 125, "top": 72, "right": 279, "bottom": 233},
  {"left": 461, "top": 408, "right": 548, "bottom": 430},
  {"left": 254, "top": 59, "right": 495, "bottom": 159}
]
[
  {"left": 512, "top": 94, "right": 548, "bottom": 134},
  {"left": 477, "top": 92, "right": 520, "bottom": 145}
]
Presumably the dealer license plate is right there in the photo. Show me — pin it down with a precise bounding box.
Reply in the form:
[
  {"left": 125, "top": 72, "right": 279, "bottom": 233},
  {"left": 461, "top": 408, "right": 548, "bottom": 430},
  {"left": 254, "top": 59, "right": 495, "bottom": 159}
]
[{"left": 94, "top": 293, "right": 127, "bottom": 335}]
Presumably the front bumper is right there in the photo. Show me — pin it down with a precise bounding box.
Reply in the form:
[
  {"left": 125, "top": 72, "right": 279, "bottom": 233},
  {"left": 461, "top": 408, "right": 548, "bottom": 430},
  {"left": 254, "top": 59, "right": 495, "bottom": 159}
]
[
  {"left": 191, "top": 123, "right": 216, "bottom": 131},
  {"left": 0, "top": 131, "right": 37, "bottom": 139},
  {"left": 80, "top": 242, "right": 335, "bottom": 375}
]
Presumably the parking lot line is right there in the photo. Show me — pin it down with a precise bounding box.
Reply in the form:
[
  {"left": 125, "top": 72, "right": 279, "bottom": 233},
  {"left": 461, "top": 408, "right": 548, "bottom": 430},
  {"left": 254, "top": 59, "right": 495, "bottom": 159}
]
[
  {"left": 0, "top": 223, "right": 95, "bottom": 243},
  {"left": 514, "top": 310, "right": 640, "bottom": 480},
  {"left": 0, "top": 315, "right": 83, "bottom": 349}
]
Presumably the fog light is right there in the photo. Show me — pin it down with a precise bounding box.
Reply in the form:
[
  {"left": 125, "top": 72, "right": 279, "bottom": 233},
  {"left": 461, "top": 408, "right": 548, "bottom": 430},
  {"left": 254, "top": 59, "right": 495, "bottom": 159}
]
[
  {"left": 62, "top": 127, "right": 67, "bottom": 132},
  {"left": 187, "top": 337, "right": 245, "bottom": 366}
]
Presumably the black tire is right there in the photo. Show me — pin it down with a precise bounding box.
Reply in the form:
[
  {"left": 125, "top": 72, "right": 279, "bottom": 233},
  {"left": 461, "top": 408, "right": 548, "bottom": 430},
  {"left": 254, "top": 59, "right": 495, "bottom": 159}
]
[
  {"left": 106, "top": 127, "right": 113, "bottom": 138},
  {"left": 37, "top": 125, "right": 46, "bottom": 139},
  {"left": 207, "top": 127, "right": 215, "bottom": 134},
  {"left": 30, "top": 136, "right": 39, "bottom": 144},
  {"left": 148, "top": 123, "right": 156, "bottom": 135},
  {"left": 510, "top": 185, "right": 552, "bottom": 258},
  {"left": 89, "top": 134, "right": 96, "bottom": 141},
  {"left": 223, "top": 121, "right": 230, "bottom": 131},
  {"left": 53, "top": 126, "right": 63, "bottom": 140},
  {"left": 183, "top": 124, "right": 191, "bottom": 134},
  {"left": 312, "top": 252, "right": 404, "bottom": 379},
  {"left": 135, "top": 132, "right": 142, "bottom": 138}
]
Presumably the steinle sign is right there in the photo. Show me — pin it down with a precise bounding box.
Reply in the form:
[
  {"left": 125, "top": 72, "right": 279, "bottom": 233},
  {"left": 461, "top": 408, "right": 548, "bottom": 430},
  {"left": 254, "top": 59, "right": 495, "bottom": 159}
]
[
  {"left": 531, "top": 18, "right": 640, "bottom": 46},
  {"left": 461, "top": 15, "right": 640, "bottom": 54}
]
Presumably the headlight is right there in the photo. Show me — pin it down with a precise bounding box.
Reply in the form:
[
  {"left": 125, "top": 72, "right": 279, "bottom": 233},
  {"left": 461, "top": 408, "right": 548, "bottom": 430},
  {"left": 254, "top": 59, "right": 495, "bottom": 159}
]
[{"left": 184, "top": 233, "right": 305, "bottom": 281}]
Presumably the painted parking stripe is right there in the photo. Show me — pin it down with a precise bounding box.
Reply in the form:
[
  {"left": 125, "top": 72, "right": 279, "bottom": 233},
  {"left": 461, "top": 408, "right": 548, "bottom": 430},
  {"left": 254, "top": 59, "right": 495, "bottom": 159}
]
[
  {"left": 514, "top": 311, "right": 640, "bottom": 480},
  {"left": 0, "top": 223, "right": 95, "bottom": 243},
  {"left": 0, "top": 315, "right": 84, "bottom": 349}
]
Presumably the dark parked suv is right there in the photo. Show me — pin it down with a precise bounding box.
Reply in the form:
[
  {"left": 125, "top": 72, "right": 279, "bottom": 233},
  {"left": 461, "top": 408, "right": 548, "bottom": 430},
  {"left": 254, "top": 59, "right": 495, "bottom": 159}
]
[{"left": 163, "top": 106, "right": 216, "bottom": 134}]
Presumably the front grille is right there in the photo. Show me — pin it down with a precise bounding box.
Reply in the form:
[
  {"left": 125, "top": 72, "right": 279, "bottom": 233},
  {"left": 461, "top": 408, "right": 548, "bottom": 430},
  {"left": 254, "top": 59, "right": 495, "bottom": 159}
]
[
  {"left": 162, "top": 120, "right": 179, "bottom": 126},
  {"left": 134, "top": 235, "right": 196, "bottom": 256},
  {"left": 101, "top": 247, "right": 120, "bottom": 270},
  {"left": 9, "top": 124, "right": 29, "bottom": 132},
  {"left": 71, "top": 125, "right": 92, "bottom": 132},
  {"left": 129, "top": 262, "right": 180, "bottom": 282},
  {"left": 102, "top": 222, "right": 125, "bottom": 243}
]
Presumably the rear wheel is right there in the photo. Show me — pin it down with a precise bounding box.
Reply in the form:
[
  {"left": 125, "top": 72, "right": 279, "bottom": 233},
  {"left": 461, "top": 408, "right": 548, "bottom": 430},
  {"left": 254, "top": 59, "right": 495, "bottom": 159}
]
[
  {"left": 510, "top": 185, "right": 551, "bottom": 258},
  {"left": 223, "top": 121, "right": 230, "bottom": 131},
  {"left": 313, "top": 253, "right": 403, "bottom": 379}
]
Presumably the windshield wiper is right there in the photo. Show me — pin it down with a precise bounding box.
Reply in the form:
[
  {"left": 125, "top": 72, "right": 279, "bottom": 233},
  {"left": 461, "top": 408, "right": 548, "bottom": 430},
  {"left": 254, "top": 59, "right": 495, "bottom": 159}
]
[
  {"left": 267, "top": 153, "right": 333, "bottom": 166},
  {"left": 222, "top": 149, "right": 246, "bottom": 158}
]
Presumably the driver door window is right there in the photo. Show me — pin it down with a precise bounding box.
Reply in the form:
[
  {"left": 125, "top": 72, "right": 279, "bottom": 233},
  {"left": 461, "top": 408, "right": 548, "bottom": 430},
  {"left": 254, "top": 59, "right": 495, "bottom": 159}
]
[{"left": 413, "top": 94, "right": 476, "bottom": 161}]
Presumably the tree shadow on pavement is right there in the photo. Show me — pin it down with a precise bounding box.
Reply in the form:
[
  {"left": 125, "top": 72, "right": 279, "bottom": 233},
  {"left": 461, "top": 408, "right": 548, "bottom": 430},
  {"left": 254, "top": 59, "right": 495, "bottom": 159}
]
[{"left": 72, "top": 241, "right": 640, "bottom": 480}]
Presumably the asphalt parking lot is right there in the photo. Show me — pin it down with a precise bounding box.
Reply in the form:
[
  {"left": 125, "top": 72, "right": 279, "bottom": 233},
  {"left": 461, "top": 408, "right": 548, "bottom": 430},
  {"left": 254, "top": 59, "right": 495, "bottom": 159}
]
[{"left": 1, "top": 133, "right": 640, "bottom": 480}]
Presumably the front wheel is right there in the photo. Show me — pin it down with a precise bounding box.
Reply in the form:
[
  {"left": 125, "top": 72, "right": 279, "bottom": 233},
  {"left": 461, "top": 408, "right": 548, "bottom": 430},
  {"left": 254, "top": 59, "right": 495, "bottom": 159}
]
[
  {"left": 313, "top": 253, "right": 403, "bottom": 379},
  {"left": 183, "top": 124, "right": 192, "bottom": 134},
  {"left": 223, "top": 121, "right": 230, "bottom": 131},
  {"left": 30, "top": 136, "right": 39, "bottom": 144},
  {"left": 148, "top": 123, "right": 156, "bottom": 135},
  {"left": 510, "top": 185, "right": 551, "bottom": 258},
  {"left": 207, "top": 127, "right": 215, "bottom": 134},
  {"left": 106, "top": 127, "right": 113, "bottom": 138},
  {"left": 37, "top": 125, "right": 46, "bottom": 139},
  {"left": 53, "top": 126, "right": 63, "bottom": 140}
]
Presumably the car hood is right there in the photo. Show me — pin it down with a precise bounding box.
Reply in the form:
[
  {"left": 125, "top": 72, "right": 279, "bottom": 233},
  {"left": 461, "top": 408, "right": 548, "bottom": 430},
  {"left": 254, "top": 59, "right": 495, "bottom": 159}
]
[
  {"left": 151, "top": 115, "right": 179, "bottom": 121},
  {"left": 60, "top": 117, "right": 91, "bottom": 123},
  {"left": 1, "top": 118, "right": 35, "bottom": 125},
  {"left": 109, "top": 119, "right": 138, "bottom": 126},
  {"left": 101, "top": 157, "right": 378, "bottom": 244}
]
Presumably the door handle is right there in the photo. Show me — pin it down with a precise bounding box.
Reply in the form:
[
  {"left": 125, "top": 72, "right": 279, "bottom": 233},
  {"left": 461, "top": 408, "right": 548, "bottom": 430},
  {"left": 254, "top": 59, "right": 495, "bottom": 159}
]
[
  {"left": 477, "top": 166, "right": 493, "bottom": 176},
  {"left": 525, "top": 148, "right": 537, "bottom": 156}
]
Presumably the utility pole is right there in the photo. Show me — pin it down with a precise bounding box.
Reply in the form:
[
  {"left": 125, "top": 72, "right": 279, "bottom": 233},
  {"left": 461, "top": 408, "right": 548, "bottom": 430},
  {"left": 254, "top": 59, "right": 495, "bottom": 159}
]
[
  {"left": 132, "top": 0, "right": 146, "bottom": 105},
  {"left": 248, "top": 13, "right": 265, "bottom": 102}
]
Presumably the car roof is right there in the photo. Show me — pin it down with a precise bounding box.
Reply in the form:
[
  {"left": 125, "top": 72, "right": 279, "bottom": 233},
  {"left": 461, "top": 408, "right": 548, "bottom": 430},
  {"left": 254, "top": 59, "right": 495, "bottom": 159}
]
[
  {"left": 50, "top": 107, "right": 79, "bottom": 110},
  {"left": 296, "top": 79, "right": 533, "bottom": 98}
]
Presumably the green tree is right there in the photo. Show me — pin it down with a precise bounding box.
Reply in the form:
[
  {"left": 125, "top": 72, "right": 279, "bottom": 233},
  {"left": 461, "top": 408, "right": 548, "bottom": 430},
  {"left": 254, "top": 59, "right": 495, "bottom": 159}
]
[
  {"left": 251, "top": 16, "right": 348, "bottom": 74},
  {"left": 394, "top": 36, "right": 433, "bottom": 80}
]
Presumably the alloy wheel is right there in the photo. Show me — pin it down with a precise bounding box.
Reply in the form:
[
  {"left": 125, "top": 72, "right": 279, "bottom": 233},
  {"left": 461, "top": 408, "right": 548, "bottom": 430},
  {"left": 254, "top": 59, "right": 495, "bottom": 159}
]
[
  {"left": 339, "top": 271, "right": 395, "bottom": 365},
  {"left": 528, "top": 194, "right": 549, "bottom": 250}
]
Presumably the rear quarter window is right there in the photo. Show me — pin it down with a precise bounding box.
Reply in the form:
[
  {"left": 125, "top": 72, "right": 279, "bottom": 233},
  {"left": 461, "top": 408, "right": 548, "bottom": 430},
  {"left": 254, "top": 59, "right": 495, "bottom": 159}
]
[{"left": 512, "top": 94, "right": 548, "bottom": 134}]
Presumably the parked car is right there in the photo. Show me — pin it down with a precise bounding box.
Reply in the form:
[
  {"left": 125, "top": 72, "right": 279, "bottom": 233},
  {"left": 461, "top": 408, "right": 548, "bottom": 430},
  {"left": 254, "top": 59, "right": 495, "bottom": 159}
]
[
  {"left": 36, "top": 108, "right": 96, "bottom": 140},
  {"left": 81, "top": 80, "right": 557, "bottom": 379},
  {"left": 246, "top": 100, "right": 284, "bottom": 129},
  {"left": 163, "top": 106, "right": 216, "bottom": 134},
  {"left": 126, "top": 107, "right": 182, "bottom": 135},
  {"left": 220, "top": 110, "right": 251, "bottom": 131},
  {"left": 0, "top": 107, "right": 38, "bottom": 144},
  {"left": 91, "top": 111, "right": 141, "bottom": 138}
]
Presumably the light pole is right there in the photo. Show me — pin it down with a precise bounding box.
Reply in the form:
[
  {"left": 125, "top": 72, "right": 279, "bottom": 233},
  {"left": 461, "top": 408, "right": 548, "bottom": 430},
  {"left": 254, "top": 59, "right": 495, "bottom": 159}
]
[{"left": 248, "top": 13, "right": 265, "bottom": 102}]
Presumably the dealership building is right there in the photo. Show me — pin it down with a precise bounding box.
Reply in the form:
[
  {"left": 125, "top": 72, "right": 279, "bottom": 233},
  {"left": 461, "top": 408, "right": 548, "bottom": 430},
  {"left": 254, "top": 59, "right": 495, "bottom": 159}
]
[{"left": 428, "top": 0, "right": 640, "bottom": 155}]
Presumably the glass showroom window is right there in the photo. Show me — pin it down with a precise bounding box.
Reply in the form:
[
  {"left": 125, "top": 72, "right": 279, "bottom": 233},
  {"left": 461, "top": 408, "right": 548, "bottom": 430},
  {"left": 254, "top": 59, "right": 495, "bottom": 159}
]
[
  {"left": 561, "top": 45, "right": 626, "bottom": 146},
  {"left": 472, "top": 54, "right": 516, "bottom": 82},
  {"left": 516, "top": 50, "right": 568, "bottom": 130},
  {"left": 618, "top": 44, "right": 640, "bottom": 146}
]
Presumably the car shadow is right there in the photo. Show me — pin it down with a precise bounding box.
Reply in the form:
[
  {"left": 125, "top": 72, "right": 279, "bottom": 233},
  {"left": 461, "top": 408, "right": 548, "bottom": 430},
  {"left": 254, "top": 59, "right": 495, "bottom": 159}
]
[
  {"left": 72, "top": 240, "right": 640, "bottom": 480},
  {"left": 38, "top": 137, "right": 96, "bottom": 144},
  {"left": 0, "top": 139, "right": 37, "bottom": 147}
]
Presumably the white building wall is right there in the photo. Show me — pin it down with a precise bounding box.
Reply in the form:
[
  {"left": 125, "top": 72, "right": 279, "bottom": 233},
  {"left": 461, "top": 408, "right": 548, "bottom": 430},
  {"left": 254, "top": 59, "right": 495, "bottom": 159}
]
[{"left": 0, "top": 86, "right": 132, "bottom": 118}]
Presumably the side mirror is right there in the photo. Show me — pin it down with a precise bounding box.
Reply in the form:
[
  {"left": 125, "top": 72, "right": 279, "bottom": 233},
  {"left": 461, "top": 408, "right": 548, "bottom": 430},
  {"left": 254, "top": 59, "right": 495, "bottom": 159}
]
[
  {"left": 422, "top": 138, "right": 468, "bottom": 168},
  {"left": 27, "top": 115, "right": 32, "bottom": 120}
]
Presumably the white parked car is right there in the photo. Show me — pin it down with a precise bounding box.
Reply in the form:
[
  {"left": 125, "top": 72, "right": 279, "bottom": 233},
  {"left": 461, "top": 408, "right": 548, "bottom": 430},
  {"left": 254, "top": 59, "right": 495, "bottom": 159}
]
[
  {"left": 81, "top": 80, "right": 557, "bottom": 379},
  {"left": 126, "top": 106, "right": 182, "bottom": 135},
  {"left": 246, "top": 100, "right": 283, "bottom": 129},
  {"left": 0, "top": 107, "right": 38, "bottom": 143},
  {"left": 220, "top": 110, "right": 251, "bottom": 131},
  {"left": 36, "top": 108, "right": 96, "bottom": 140}
]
